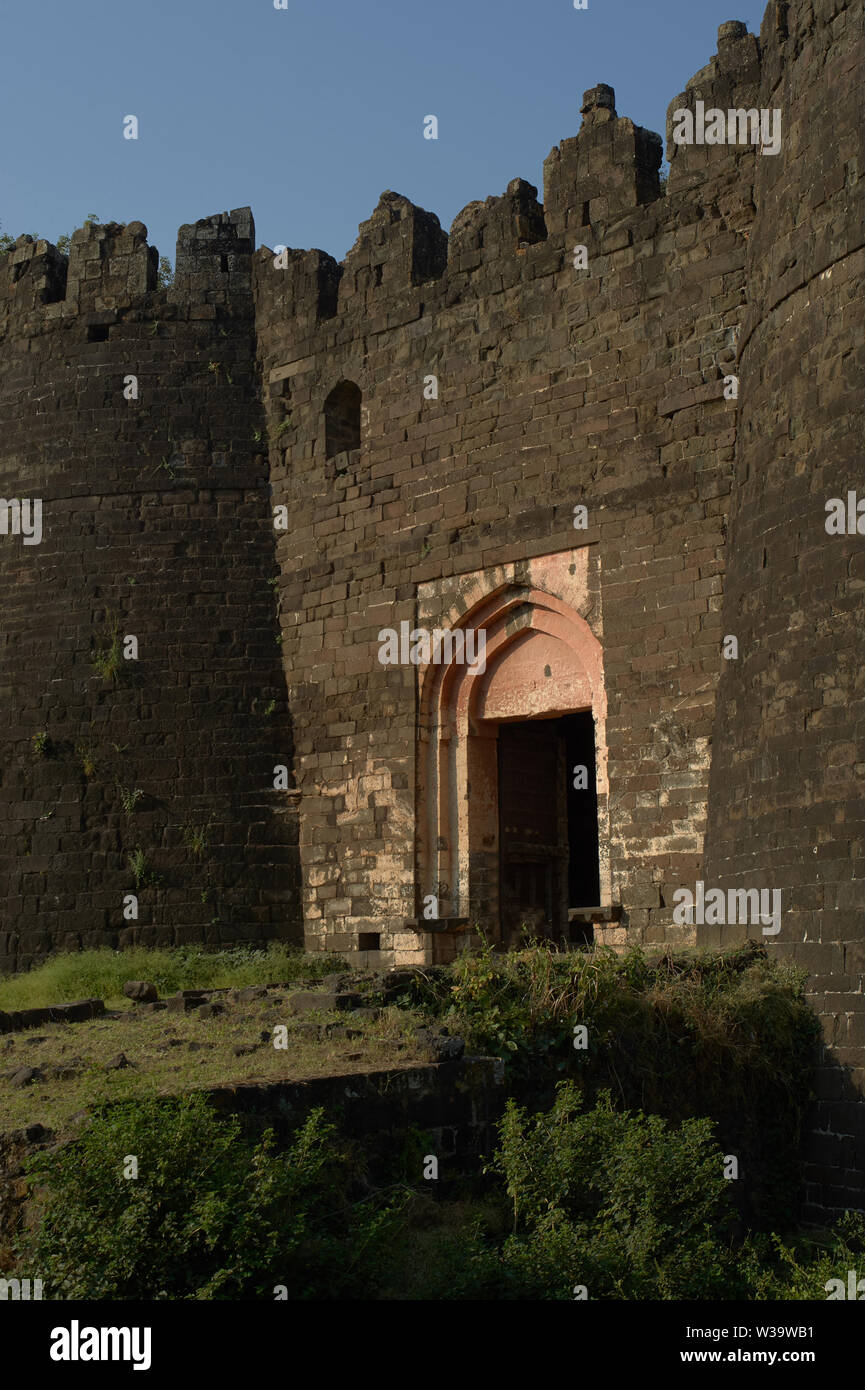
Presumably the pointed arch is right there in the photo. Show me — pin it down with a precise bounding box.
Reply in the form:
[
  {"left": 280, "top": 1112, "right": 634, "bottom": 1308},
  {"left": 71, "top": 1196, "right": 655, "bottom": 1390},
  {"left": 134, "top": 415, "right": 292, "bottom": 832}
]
[{"left": 416, "top": 581, "right": 609, "bottom": 936}]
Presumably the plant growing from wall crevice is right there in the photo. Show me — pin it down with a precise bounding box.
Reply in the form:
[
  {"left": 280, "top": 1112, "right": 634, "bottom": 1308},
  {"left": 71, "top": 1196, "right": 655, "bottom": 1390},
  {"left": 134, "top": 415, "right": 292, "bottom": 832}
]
[
  {"left": 91, "top": 619, "right": 124, "bottom": 684},
  {"left": 75, "top": 742, "right": 97, "bottom": 779},
  {"left": 117, "top": 784, "right": 144, "bottom": 816},
  {"left": 127, "top": 849, "right": 161, "bottom": 889},
  {"left": 182, "top": 816, "right": 214, "bottom": 859},
  {"left": 31, "top": 730, "right": 52, "bottom": 758}
]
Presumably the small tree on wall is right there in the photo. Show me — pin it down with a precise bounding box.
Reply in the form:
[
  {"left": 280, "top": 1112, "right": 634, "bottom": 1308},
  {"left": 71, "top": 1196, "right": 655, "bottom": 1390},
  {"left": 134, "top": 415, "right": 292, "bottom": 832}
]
[
  {"left": 56, "top": 212, "right": 101, "bottom": 253},
  {"left": 0, "top": 221, "right": 33, "bottom": 253}
]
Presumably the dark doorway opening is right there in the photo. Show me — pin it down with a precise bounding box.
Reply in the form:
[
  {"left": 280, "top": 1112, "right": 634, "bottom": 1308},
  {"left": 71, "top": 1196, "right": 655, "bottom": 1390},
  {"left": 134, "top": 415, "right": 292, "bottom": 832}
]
[
  {"left": 562, "top": 711, "right": 601, "bottom": 909},
  {"left": 562, "top": 711, "right": 601, "bottom": 946},
  {"left": 497, "top": 711, "right": 601, "bottom": 949},
  {"left": 498, "top": 718, "right": 566, "bottom": 945}
]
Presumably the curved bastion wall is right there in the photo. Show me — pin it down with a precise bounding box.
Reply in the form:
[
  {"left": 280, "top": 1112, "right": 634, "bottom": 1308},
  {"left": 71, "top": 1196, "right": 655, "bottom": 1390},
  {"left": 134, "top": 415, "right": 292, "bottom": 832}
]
[
  {"left": 703, "top": 0, "right": 865, "bottom": 1214},
  {"left": 0, "top": 211, "right": 301, "bottom": 972}
]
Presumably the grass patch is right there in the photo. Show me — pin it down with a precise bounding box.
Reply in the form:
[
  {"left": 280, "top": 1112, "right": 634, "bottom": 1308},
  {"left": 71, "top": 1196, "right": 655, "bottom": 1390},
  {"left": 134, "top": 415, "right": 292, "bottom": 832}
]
[
  {"left": 0, "top": 940, "right": 851, "bottom": 1301},
  {"left": 1, "top": 939, "right": 822, "bottom": 1236},
  {"left": 0, "top": 996, "right": 426, "bottom": 1133},
  {"left": 127, "top": 849, "right": 160, "bottom": 889},
  {"left": 0, "top": 944, "right": 342, "bottom": 1013},
  {"left": 117, "top": 784, "right": 145, "bottom": 817}
]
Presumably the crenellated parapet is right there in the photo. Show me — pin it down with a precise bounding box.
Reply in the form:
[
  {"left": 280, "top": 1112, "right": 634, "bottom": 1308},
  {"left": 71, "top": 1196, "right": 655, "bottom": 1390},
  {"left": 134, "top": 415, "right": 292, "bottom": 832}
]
[
  {"left": 0, "top": 221, "right": 157, "bottom": 342},
  {"left": 339, "top": 191, "right": 447, "bottom": 311},
  {"left": 253, "top": 20, "right": 773, "bottom": 367},
  {"left": 0, "top": 208, "right": 260, "bottom": 349},
  {"left": 543, "top": 84, "right": 662, "bottom": 240},
  {"left": 65, "top": 219, "right": 157, "bottom": 312},
  {"left": 449, "top": 178, "right": 547, "bottom": 268},
  {"left": 0, "top": 235, "right": 67, "bottom": 342},
  {"left": 665, "top": 19, "right": 762, "bottom": 217},
  {"left": 173, "top": 207, "right": 256, "bottom": 306},
  {"left": 0, "top": 21, "right": 778, "bottom": 356}
]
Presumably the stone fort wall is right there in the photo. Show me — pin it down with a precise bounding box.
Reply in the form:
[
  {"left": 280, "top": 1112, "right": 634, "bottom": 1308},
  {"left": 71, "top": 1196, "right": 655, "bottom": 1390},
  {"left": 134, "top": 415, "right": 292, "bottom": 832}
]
[
  {"left": 0, "top": 211, "right": 301, "bottom": 974},
  {"left": 1, "top": 0, "right": 863, "bottom": 1210},
  {"left": 704, "top": 0, "right": 865, "bottom": 1217},
  {"left": 254, "top": 21, "right": 763, "bottom": 964}
]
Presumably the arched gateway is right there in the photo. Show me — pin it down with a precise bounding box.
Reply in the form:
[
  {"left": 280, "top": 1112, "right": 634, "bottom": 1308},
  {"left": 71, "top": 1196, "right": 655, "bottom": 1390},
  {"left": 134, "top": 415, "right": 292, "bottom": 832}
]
[{"left": 417, "top": 566, "right": 610, "bottom": 948}]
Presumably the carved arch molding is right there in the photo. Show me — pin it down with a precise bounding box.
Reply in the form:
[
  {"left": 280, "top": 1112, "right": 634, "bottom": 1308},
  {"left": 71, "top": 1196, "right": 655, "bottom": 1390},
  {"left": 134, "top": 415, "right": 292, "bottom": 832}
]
[{"left": 416, "top": 557, "right": 610, "bottom": 938}]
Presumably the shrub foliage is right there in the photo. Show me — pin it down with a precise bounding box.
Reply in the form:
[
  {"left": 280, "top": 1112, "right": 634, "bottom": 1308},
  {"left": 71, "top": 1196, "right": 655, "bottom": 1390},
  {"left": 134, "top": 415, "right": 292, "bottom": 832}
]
[{"left": 21, "top": 1095, "right": 403, "bottom": 1300}]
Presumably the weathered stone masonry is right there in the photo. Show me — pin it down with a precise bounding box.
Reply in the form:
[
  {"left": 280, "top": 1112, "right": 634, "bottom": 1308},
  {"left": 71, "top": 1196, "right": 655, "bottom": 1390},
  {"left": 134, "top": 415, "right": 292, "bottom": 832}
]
[
  {"left": 254, "top": 31, "right": 761, "bottom": 964},
  {"left": 703, "top": 0, "right": 865, "bottom": 1218},
  {"left": 1, "top": 1, "right": 864, "bottom": 1211},
  {"left": 0, "top": 212, "right": 302, "bottom": 969}
]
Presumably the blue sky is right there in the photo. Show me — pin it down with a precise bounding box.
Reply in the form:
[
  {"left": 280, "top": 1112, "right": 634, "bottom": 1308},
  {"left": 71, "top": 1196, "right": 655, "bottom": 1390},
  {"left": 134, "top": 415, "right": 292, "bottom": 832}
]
[{"left": 1, "top": 0, "right": 768, "bottom": 265}]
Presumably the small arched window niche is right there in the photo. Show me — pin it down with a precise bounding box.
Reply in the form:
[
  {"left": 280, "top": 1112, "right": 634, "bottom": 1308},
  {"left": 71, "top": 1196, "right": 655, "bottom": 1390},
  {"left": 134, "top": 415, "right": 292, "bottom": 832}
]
[{"left": 324, "top": 380, "right": 362, "bottom": 467}]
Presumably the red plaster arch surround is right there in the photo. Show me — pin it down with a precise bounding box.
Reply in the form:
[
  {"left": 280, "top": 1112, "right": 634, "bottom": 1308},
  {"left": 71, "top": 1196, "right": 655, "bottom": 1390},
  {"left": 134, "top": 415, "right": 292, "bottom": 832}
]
[
  {"left": 417, "top": 582, "right": 609, "bottom": 929},
  {"left": 420, "top": 585, "right": 604, "bottom": 727}
]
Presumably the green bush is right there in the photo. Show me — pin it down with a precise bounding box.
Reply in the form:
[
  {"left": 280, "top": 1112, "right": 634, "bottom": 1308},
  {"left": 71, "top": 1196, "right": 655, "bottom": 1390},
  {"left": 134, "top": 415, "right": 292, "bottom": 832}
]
[
  {"left": 738, "top": 1215, "right": 865, "bottom": 1300},
  {"left": 388, "top": 1089, "right": 865, "bottom": 1302},
  {"left": 20, "top": 1095, "right": 404, "bottom": 1300},
  {"left": 484, "top": 1084, "right": 740, "bottom": 1299},
  {"left": 17, "top": 1086, "right": 865, "bottom": 1302},
  {"left": 413, "top": 939, "right": 820, "bottom": 1229}
]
